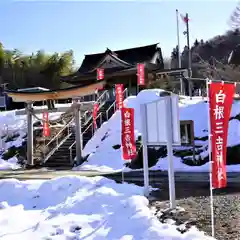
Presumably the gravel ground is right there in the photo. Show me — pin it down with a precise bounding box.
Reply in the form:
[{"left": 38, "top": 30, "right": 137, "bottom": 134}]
[{"left": 150, "top": 183, "right": 240, "bottom": 240}]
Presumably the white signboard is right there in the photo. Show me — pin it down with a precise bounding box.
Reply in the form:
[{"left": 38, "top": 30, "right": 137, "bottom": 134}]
[
  {"left": 142, "top": 95, "right": 181, "bottom": 146},
  {"left": 140, "top": 95, "right": 179, "bottom": 205}
]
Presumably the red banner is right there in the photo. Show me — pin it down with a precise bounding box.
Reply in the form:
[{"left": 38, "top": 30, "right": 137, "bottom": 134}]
[
  {"left": 137, "top": 63, "right": 145, "bottom": 86},
  {"left": 96, "top": 68, "right": 104, "bottom": 90},
  {"left": 209, "top": 82, "right": 235, "bottom": 189},
  {"left": 43, "top": 112, "right": 50, "bottom": 137},
  {"left": 115, "top": 84, "right": 124, "bottom": 110},
  {"left": 97, "top": 68, "right": 104, "bottom": 80},
  {"left": 121, "top": 108, "right": 136, "bottom": 160},
  {"left": 93, "top": 103, "right": 99, "bottom": 130}
]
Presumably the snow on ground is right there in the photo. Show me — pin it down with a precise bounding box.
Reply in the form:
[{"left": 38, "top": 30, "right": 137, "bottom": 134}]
[
  {"left": 77, "top": 90, "right": 240, "bottom": 172},
  {"left": 0, "top": 157, "right": 19, "bottom": 170},
  {"left": 1, "top": 90, "right": 240, "bottom": 172},
  {"left": 0, "top": 104, "right": 68, "bottom": 170},
  {"left": 0, "top": 176, "right": 212, "bottom": 240}
]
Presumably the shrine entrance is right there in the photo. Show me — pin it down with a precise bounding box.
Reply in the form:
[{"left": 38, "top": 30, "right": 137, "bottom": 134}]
[{"left": 6, "top": 80, "right": 105, "bottom": 168}]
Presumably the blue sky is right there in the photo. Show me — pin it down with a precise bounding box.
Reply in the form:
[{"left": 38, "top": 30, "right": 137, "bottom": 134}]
[{"left": 0, "top": 0, "right": 238, "bottom": 66}]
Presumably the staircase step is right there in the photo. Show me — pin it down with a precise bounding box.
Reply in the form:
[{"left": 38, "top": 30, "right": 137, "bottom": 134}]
[
  {"left": 44, "top": 164, "right": 73, "bottom": 168},
  {"left": 58, "top": 148, "right": 76, "bottom": 152},
  {"left": 47, "top": 161, "right": 72, "bottom": 164},
  {"left": 45, "top": 158, "right": 72, "bottom": 162},
  {"left": 42, "top": 97, "right": 116, "bottom": 169},
  {"left": 49, "top": 153, "right": 73, "bottom": 158}
]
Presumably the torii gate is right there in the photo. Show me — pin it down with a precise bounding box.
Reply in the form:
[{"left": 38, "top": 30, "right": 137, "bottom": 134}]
[{"left": 6, "top": 80, "right": 105, "bottom": 167}]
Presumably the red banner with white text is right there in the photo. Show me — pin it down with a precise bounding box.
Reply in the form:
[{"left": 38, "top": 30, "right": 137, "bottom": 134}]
[
  {"left": 97, "top": 68, "right": 104, "bottom": 80},
  {"left": 96, "top": 68, "right": 104, "bottom": 90},
  {"left": 209, "top": 82, "right": 235, "bottom": 189},
  {"left": 115, "top": 84, "right": 124, "bottom": 110},
  {"left": 43, "top": 112, "right": 50, "bottom": 137},
  {"left": 137, "top": 63, "right": 145, "bottom": 86},
  {"left": 93, "top": 103, "right": 99, "bottom": 130},
  {"left": 121, "top": 107, "right": 136, "bottom": 160}
]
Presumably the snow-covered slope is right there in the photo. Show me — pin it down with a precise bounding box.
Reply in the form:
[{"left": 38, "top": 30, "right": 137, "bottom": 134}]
[
  {"left": 1, "top": 90, "right": 240, "bottom": 172},
  {"left": 77, "top": 90, "right": 240, "bottom": 172},
  {"left": 0, "top": 176, "right": 212, "bottom": 240}
]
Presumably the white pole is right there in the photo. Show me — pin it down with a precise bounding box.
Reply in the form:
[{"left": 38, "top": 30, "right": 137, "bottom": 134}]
[
  {"left": 140, "top": 104, "right": 149, "bottom": 197},
  {"left": 176, "top": 9, "right": 183, "bottom": 95},
  {"left": 165, "top": 96, "right": 176, "bottom": 209},
  {"left": 206, "top": 79, "right": 215, "bottom": 237}
]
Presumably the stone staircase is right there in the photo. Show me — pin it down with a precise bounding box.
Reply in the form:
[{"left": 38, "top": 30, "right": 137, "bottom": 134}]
[
  {"left": 44, "top": 130, "right": 76, "bottom": 169},
  {"left": 41, "top": 89, "right": 128, "bottom": 169}
]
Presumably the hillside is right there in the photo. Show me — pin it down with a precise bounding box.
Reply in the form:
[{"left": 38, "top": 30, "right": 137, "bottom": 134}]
[
  {"left": 170, "top": 29, "right": 240, "bottom": 83},
  {"left": 190, "top": 29, "right": 240, "bottom": 64}
]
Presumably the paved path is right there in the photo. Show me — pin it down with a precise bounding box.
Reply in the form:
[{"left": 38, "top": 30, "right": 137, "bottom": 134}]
[
  {"left": 0, "top": 169, "right": 239, "bottom": 185},
  {"left": 0, "top": 168, "right": 112, "bottom": 180},
  {"left": 108, "top": 170, "right": 240, "bottom": 184}
]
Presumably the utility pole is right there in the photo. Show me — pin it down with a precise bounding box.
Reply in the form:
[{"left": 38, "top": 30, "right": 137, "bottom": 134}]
[
  {"left": 176, "top": 9, "right": 184, "bottom": 95},
  {"left": 186, "top": 13, "right": 192, "bottom": 98}
]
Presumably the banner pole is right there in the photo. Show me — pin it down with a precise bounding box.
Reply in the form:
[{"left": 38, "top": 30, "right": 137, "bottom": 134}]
[
  {"left": 140, "top": 103, "right": 150, "bottom": 197},
  {"left": 206, "top": 79, "right": 215, "bottom": 237},
  {"left": 122, "top": 166, "right": 125, "bottom": 183}
]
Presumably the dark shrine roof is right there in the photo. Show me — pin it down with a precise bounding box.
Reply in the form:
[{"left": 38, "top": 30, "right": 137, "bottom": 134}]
[{"left": 78, "top": 43, "right": 160, "bottom": 73}]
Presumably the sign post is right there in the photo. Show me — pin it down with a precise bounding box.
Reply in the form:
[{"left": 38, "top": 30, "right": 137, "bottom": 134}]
[
  {"left": 141, "top": 95, "right": 181, "bottom": 206},
  {"left": 140, "top": 104, "right": 150, "bottom": 196},
  {"left": 165, "top": 97, "right": 176, "bottom": 208}
]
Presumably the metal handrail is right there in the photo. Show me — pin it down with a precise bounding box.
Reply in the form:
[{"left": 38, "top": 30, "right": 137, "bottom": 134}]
[
  {"left": 43, "top": 132, "right": 72, "bottom": 163},
  {"left": 106, "top": 88, "right": 128, "bottom": 120},
  {"left": 106, "top": 101, "right": 116, "bottom": 120},
  {"left": 68, "top": 111, "right": 105, "bottom": 163},
  {"left": 44, "top": 117, "right": 74, "bottom": 151},
  {"left": 96, "top": 90, "right": 110, "bottom": 105},
  {"left": 41, "top": 89, "right": 105, "bottom": 158},
  {"left": 80, "top": 91, "right": 108, "bottom": 124},
  {"left": 37, "top": 91, "right": 108, "bottom": 164},
  {"left": 33, "top": 116, "right": 75, "bottom": 164},
  {"left": 83, "top": 90, "right": 109, "bottom": 126},
  {"left": 68, "top": 121, "right": 94, "bottom": 163},
  {"left": 69, "top": 88, "right": 128, "bottom": 164}
]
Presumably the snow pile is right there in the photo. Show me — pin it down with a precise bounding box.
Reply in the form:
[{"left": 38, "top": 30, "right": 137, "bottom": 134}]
[
  {"left": 77, "top": 90, "right": 240, "bottom": 172},
  {"left": 0, "top": 176, "right": 212, "bottom": 239},
  {"left": 80, "top": 90, "right": 165, "bottom": 172},
  {"left": 0, "top": 105, "right": 66, "bottom": 170},
  {"left": 0, "top": 157, "right": 19, "bottom": 170}
]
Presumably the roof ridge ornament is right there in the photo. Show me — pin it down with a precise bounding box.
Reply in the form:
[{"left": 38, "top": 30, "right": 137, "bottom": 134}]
[{"left": 105, "top": 48, "right": 112, "bottom": 54}]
